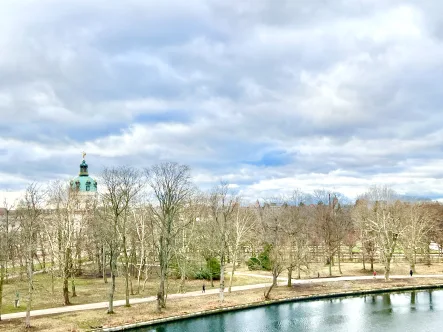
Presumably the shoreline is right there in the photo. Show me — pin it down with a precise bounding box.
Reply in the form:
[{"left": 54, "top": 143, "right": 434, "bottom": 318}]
[
  {"left": 98, "top": 281, "right": 443, "bottom": 332},
  {"left": 2, "top": 274, "right": 443, "bottom": 332}
]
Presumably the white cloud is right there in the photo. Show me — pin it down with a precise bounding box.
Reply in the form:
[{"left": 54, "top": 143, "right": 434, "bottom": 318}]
[{"left": 1, "top": 0, "right": 443, "bottom": 205}]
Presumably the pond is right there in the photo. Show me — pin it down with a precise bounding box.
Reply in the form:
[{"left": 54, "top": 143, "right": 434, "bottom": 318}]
[{"left": 135, "top": 289, "right": 443, "bottom": 332}]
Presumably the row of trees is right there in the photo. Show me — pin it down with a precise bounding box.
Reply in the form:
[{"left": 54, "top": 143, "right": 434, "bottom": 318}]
[{"left": 0, "top": 162, "right": 442, "bottom": 327}]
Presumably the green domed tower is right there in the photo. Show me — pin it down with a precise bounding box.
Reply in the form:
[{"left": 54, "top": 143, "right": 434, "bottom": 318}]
[{"left": 70, "top": 152, "right": 97, "bottom": 193}]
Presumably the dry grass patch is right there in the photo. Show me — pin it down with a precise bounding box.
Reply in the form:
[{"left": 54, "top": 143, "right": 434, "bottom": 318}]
[
  {"left": 236, "top": 262, "right": 443, "bottom": 279},
  {"left": 0, "top": 272, "right": 266, "bottom": 315}
]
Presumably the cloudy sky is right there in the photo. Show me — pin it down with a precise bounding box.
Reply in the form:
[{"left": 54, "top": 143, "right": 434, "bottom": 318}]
[{"left": 1, "top": 0, "right": 443, "bottom": 203}]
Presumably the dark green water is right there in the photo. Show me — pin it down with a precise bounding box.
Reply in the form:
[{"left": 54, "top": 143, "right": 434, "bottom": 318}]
[{"left": 136, "top": 290, "right": 443, "bottom": 332}]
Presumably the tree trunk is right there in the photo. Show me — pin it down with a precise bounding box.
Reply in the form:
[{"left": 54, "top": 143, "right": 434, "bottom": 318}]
[
  {"left": 124, "top": 268, "right": 130, "bottom": 306},
  {"left": 122, "top": 235, "right": 130, "bottom": 307},
  {"left": 50, "top": 257, "right": 55, "bottom": 296},
  {"left": 370, "top": 257, "right": 374, "bottom": 272},
  {"left": 130, "top": 274, "right": 134, "bottom": 296},
  {"left": 362, "top": 249, "right": 366, "bottom": 270},
  {"left": 264, "top": 283, "right": 274, "bottom": 300},
  {"left": 71, "top": 273, "right": 77, "bottom": 297},
  {"left": 137, "top": 255, "right": 144, "bottom": 294},
  {"left": 107, "top": 252, "right": 116, "bottom": 314},
  {"left": 338, "top": 244, "right": 342, "bottom": 274},
  {"left": 425, "top": 243, "right": 431, "bottom": 266},
  {"left": 287, "top": 244, "right": 293, "bottom": 287},
  {"left": 287, "top": 266, "right": 292, "bottom": 287},
  {"left": 102, "top": 244, "right": 107, "bottom": 284},
  {"left": 137, "top": 267, "right": 142, "bottom": 295},
  {"left": 179, "top": 268, "right": 186, "bottom": 293},
  {"left": 384, "top": 255, "right": 392, "bottom": 281},
  {"left": 329, "top": 255, "right": 332, "bottom": 276},
  {"left": 76, "top": 253, "right": 82, "bottom": 276},
  {"left": 40, "top": 235, "right": 46, "bottom": 271},
  {"left": 19, "top": 256, "right": 25, "bottom": 281},
  {"left": 219, "top": 254, "right": 225, "bottom": 303},
  {"left": 10, "top": 252, "right": 16, "bottom": 282},
  {"left": 157, "top": 245, "right": 168, "bottom": 312},
  {"left": 63, "top": 275, "right": 70, "bottom": 305},
  {"left": 96, "top": 245, "right": 102, "bottom": 276},
  {"left": 264, "top": 271, "right": 278, "bottom": 300},
  {"left": 25, "top": 256, "right": 33, "bottom": 328},
  {"left": 143, "top": 264, "right": 149, "bottom": 291},
  {"left": 157, "top": 277, "right": 165, "bottom": 312},
  {"left": 228, "top": 250, "right": 238, "bottom": 292},
  {"left": 0, "top": 262, "right": 4, "bottom": 321}
]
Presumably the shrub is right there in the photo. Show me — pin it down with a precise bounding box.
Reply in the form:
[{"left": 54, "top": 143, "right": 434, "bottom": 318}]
[
  {"left": 247, "top": 244, "right": 272, "bottom": 271},
  {"left": 194, "top": 257, "right": 221, "bottom": 280},
  {"left": 246, "top": 257, "right": 262, "bottom": 270}
]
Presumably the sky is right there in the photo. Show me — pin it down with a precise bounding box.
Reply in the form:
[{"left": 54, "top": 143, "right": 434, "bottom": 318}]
[{"left": 1, "top": 0, "right": 443, "bottom": 204}]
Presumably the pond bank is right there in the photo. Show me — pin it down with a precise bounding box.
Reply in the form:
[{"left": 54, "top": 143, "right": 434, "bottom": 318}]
[{"left": 97, "top": 277, "right": 443, "bottom": 332}]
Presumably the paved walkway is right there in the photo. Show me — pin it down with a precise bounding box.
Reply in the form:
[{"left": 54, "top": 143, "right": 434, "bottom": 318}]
[
  {"left": 234, "top": 272, "right": 443, "bottom": 284},
  {"left": 2, "top": 272, "right": 443, "bottom": 321}
]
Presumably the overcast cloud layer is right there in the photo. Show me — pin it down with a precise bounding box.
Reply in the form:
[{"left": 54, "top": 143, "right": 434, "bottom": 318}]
[{"left": 1, "top": 0, "right": 443, "bottom": 203}]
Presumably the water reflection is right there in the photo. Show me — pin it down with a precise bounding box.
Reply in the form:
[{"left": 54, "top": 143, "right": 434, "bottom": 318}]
[
  {"left": 382, "top": 293, "right": 393, "bottom": 314},
  {"left": 429, "top": 290, "right": 434, "bottom": 311},
  {"left": 410, "top": 291, "right": 416, "bottom": 312},
  {"left": 140, "top": 289, "right": 443, "bottom": 332}
]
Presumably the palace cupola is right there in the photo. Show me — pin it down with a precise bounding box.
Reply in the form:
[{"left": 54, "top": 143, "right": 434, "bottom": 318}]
[{"left": 70, "top": 152, "right": 97, "bottom": 193}]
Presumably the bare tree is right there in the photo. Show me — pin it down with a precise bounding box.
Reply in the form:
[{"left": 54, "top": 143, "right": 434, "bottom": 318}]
[
  {"left": 227, "top": 203, "right": 256, "bottom": 292},
  {"left": 100, "top": 166, "right": 144, "bottom": 313},
  {"left": 399, "top": 202, "right": 435, "bottom": 273},
  {"left": 173, "top": 194, "right": 204, "bottom": 293},
  {"left": 131, "top": 202, "right": 154, "bottom": 294},
  {"left": 86, "top": 208, "right": 108, "bottom": 283},
  {"left": 257, "top": 201, "right": 286, "bottom": 299},
  {"left": 45, "top": 181, "right": 80, "bottom": 305},
  {"left": 0, "top": 212, "right": 5, "bottom": 321},
  {"left": 427, "top": 203, "right": 443, "bottom": 263},
  {"left": 208, "top": 182, "right": 238, "bottom": 303},
  {"left": 356, "top": 186, "right": 406, "bottom": 280},
  {"left": 16, "top": 183, "right": 44, "bottom": 328},
  {"left": 195, "top": 206, "right": 218, "bottom": 287},
  {"left": 314, "top": 199, "right": 338, "bottom": 276},
  {"left": 145, "top": 162, "right": 193, "bottom": 312},
  {"left": 0, "top": 197, "right": 16, "bottom": 320},
  {"left": 334, "top": 204, "right": 352, "bottom": 274},
  {"left": 283, "top": 203, "right": 310, "bottom": 284},
  {"left": 353, "top": 198, "right": 376, "bottom": 271}
]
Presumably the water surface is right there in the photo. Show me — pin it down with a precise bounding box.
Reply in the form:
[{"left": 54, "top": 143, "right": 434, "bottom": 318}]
[{"left": 138, "top": 290, "right": 443, "bottom": 332}]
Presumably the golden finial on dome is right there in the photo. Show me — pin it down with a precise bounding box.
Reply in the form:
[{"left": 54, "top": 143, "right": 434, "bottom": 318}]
[{"left": 82, "top": 151, "right": 86, "bottom": 160}]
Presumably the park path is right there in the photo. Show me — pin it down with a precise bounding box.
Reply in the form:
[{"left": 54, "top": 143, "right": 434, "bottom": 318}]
[
  {"left": 2, "top": 272, "right": 443, "bottom": 321},
  {"left": 234, "top": 271, "right": 443, "bottom": 284}
]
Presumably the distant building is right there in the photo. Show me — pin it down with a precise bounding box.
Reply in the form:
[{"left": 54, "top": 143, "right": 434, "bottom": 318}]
[{"left": 69, "top": 152, "right": 98, "bottom": 211}]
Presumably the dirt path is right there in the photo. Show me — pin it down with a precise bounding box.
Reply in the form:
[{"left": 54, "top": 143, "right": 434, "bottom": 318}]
[{"left": 2, "top": 272, "right": 443, "bottom": 321}]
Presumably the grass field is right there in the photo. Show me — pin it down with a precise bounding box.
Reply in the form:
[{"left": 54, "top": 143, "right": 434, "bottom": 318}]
[
  {"left": 3, "top": 261, "right": 443, "bottom": 315},
  {"left": 0, "top": 270, "right": 267, "bottom": 315}
]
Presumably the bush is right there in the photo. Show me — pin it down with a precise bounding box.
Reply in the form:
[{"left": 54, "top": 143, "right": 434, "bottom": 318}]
[
  {"left": 246, "top": 257, "right": 262, "bottom": 270},
  {"left": 194, "top": 257, "right": 221, "bottom": 280},
  {"left": 247, "top": 244, "right": 272, "bottom": 271},
  {"left": 169, "top": 256, "right": 221, "bottom": 281}
]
